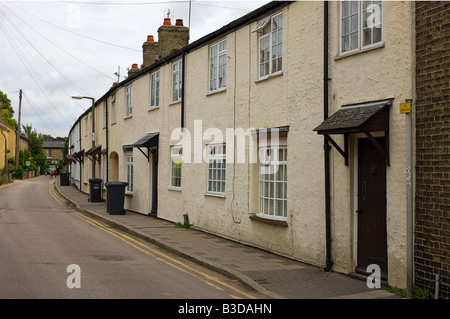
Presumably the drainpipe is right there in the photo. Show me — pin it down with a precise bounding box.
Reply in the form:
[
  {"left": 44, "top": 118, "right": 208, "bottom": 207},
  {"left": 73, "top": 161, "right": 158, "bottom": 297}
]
[
  {"left": 79, "top": 121, "right": 82, "bottom": 190},
  {"left": 181, "top": 52, "right": 186, "bottom": 131},
  {"left": 105, "top": 99, "right": 109, "bottom": 184},
  {"left": 323, "top": 1, "right": 333, "bottom": 272}
]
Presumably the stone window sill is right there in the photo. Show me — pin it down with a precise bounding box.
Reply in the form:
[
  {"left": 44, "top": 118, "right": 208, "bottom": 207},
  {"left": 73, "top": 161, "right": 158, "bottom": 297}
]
[{"left": 249, "top": 214, "right": 288, "bottom": 227}]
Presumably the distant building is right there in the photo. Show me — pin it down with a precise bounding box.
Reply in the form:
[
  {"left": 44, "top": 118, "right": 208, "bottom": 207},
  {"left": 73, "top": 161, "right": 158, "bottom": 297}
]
[
  {"left": 1, "top": 119, "right": 29, "bottom": 169},
  {"left": 43, "top": 137, "right": 66, "bottom": 164}
]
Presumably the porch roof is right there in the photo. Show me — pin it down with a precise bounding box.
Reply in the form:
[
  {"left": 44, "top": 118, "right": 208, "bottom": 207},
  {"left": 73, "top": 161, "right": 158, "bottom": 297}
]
[
  {"left": 313, "top": 100, "right": 392, "bottom": 166},
  {"left": 313, "top": 100, "right": 391, "bottom": 135},
  {"left": 133, "top": 132, "right": 159, "bottom": 148}
]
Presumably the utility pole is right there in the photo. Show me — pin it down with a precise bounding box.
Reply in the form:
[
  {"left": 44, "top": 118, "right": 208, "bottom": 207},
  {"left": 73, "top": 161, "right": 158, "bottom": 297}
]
[
  {"left": 401, "top": 99, "right": 414, "bottom": 299},
  {"left": 188, "top": 1, "right": 191, "bottom": 30},
  {"left": 15, "top": 89, "right": 22, "bottom": 169}
]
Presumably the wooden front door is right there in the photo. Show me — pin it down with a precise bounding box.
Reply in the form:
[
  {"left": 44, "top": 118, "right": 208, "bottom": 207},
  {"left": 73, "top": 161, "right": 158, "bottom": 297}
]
[{"left": 356, "top": 137, "right": 388, "bottom": 279}]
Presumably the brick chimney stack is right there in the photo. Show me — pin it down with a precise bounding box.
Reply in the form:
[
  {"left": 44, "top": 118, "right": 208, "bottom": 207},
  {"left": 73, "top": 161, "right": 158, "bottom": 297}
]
[
  {"left": 128, "top": 63, "right": 140, "bottom": 76},
  {"left": 142, "top": 18, "right": 189, "bottom": 68},
  {"left": 158, "top": 18, "right": 189, "bottom": 58},
  {"left": 142, "top": 35, "right": 159, "bottom": 68}
]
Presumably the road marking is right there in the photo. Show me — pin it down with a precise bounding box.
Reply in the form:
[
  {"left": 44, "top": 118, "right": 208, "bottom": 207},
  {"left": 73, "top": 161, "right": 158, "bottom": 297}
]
[
  {"left": 49, "top": 183, "right": 257, "bottom": 299},
  {"left": 49, "top": 185, "right": 66, "bottom": 206},
  {"left": 73, "top": 211, "right": 257, "bottom": 299}
]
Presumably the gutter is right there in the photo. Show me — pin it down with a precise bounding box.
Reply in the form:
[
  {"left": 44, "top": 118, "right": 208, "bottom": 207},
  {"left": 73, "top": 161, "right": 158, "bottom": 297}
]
[{"left": 323, "top": 1, "right": 333, "bottom": 272}]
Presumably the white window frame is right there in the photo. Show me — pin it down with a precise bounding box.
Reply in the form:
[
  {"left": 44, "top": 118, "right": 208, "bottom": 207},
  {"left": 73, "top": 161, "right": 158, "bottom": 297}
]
[
  {"left": 258, "top": 144, "right": 287, "bottom": 221},
  {"left": 340, "top": 0, "right": 383, "bottom": 55},
  {"left": 103, "top": 101, "right": 107, "bottom": 128},
  {"left": 170, "top": 145, "right": 182, "bottom": 189},
  {"left": 84, "top": 160, "right": 89, "bottom": 183},
  {"left": 209, "top": 39, "right": 227, "bottom": 93},
  {"left": 126, "top": 153, "right": 133, "bottom": 193},
  {"left": 103, "top": 153, "right": 107, "bottom": 188},
  {"left": 207, "top": 144, "right": 226, "bottom": 195},
  {"left": 150, "top": 70, "right": 160, "bottom": 109},
  {"left": 255, "top": 12, "right": 283, "bottom": 79},
  {"left": 172, "top": 60, "right": 182, "bottom": 103},
  {"left": 126, "top": 85, "right": 133, "bottom": 117},
  {"left": 90, "top": 112, "right": 93, "bottom": 134},
  {"left": 111, "top": 95, "right": 116, "bottom": 124}
]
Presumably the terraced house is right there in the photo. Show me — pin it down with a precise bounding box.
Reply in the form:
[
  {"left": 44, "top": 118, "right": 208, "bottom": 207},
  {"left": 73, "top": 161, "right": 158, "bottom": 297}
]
[{"left": 68, "top": 1, "right": 428, "bottom": 292}]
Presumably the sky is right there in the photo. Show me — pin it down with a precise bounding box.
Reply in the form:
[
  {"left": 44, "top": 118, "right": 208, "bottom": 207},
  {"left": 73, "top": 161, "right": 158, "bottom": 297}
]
[{"left": 0, "top": 0, "right": 271, "bottom": 138}]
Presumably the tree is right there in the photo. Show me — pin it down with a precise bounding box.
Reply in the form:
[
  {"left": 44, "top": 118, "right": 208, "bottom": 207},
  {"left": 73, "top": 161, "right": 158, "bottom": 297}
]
[
  {"left": 0, "top": 91, "right": 18, "bottom": 131},
  {"left": 22, "top": 124, "right": 47, "bottom": 172}
]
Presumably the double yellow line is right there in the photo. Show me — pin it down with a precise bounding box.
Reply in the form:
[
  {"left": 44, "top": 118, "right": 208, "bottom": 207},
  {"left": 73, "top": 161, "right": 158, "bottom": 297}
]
[{"left": 49, "top": 183, "right": 257, "bottom": 299}]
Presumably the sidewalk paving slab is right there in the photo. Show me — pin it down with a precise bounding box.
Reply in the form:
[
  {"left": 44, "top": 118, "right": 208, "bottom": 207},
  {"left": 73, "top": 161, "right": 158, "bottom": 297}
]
[{"left": 54, "top": 178, "right": 400, "bottom": 299}]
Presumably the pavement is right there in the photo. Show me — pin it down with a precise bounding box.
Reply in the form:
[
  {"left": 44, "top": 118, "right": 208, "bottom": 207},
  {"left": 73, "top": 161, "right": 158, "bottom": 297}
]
[{"left": 54, "top": 177, "right": 400, "bottom": 299}]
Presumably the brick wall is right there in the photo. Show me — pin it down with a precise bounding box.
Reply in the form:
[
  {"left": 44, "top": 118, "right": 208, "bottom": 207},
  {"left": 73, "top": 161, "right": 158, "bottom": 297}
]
[{"left": 415, "top": 1, "right": 450, "bottom": 299}]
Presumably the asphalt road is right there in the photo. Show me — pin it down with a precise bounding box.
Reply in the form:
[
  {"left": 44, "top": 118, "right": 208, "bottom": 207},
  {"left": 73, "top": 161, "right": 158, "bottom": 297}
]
[{"left": 0, "top": 176, "right": 265, "bottom": 299}]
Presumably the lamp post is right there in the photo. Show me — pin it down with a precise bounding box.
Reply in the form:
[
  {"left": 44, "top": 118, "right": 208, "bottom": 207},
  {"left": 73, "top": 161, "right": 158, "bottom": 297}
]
[
  {"left": 72, "top": 96, "right": 95, "bottom": 148},
  {"left": 72, "top": 96, "right": 96, "bottom": 180}
]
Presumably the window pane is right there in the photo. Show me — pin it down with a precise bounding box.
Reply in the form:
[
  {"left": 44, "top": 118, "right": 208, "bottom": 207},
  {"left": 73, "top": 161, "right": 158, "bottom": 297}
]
[
  {"left": 342, "top": 35, "right": 350, "bottom": 52},
  {"left": 363, "top": 27, "right": 372, "bottom": 46},
  {"left": 262, "top": 22, "right": 271, "bottom": 35},
  {"left": 351, "top": 1, "right": 358, "bottom": 14},
  {"left": 373, "top": 26, "right": 382, "bottom": 43},
  {"left": 363, "top": 9, "right": 371, "bottom": 28},
  {"left": 276, "top": 200, "right": 284, "bottom": 217},
  {"left": 172, "top": 73, "right": 179, "bottom": 101},
  {"left": 351, "top": 14, "right": 358, "bottom": 32},
  {"left": 156, "top": 79, "right": 160, "bottom": 105},
  {"left": 343, "top": 17, "right": 350, "bottom": 34},
  {"left": 351, "top": 32, "right": 358, "bottom": 50},
  {"left": 342, "top": 1, "right": 349, "bottom": 17},
  {"left": 272, "top": 15, "right": 278, "bottom": 31}
]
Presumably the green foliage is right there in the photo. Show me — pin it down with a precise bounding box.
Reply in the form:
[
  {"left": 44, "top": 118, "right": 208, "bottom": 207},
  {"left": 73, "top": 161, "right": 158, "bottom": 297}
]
[
  {"left": 1, "top": 110, "right": 17, "bottom": 131},
  {"left": 0, "top": 91, "right": 17, "bottom": 130},
  {"left": 413, "top": 285, "right": 432, "bottom": 299},
  {"left": 22, "top": 124, "right": 45, "bottom": 158},
  {"left": 175, "top": 214, "right": 194, "bottom": 229},
  {"left": 382, "top": 284, "right": 431, "bottom": 299},
  {"left": 14, "top": 166, "right": 24, "bottom": 179},
  {"left": 7, "top": 157, "right": 15, "bottom": 170},
  {"left": 34, "top": 153, "right": 47, "bottom": 172}
]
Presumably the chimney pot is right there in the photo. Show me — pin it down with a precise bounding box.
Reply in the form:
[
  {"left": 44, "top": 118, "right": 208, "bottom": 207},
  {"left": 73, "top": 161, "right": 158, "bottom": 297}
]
[
  {"left": 176, "top": 19, "right": 183, "bottom": 26},
  {"left": 132, "top": 63, "right": 138, "bottom": 69},
  {"left": 163, "top": 17, "right": 171, "bottom": 25},
  {"left": 147, "top": 35, "right": 154, "bottom": 42}
]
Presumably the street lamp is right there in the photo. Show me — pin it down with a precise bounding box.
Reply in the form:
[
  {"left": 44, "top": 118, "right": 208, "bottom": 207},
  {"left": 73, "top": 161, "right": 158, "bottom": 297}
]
[{"left": 72, "top": 96, "right": 95, "bottom": 146}]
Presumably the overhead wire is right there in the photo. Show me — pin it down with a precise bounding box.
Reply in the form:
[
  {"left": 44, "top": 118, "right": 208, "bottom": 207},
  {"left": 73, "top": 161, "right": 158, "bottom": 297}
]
[
  {"left": 9, "top": 1, "right": 141, "bottom": 53},
  {"left": 59, "top": 0, "right": 254, "bottom": 12},
  {"left": 0, "top": 1, "right": 115, "bottom": 136},
  {"left": 0, "top": 13, "right": 75, "bottom": 128},
  {"left": 0, "top": 3, "right": 116, "bottom": 82},
  {"left": 0, "top": 4, "right": 91, "bottom": 102},
  {"left": 22, "top": 92, "right": 63, "bottom": 138}
]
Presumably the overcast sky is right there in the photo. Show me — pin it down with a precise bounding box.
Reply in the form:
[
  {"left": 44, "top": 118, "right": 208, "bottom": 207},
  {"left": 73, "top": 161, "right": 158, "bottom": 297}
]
[{"left": 0, "top": 0, "right": 271, "bottom": 138}]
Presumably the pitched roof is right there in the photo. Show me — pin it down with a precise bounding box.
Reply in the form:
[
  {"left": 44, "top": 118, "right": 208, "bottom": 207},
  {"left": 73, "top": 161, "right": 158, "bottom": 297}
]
[{"left": 43, "top": 138, "right": 66, "bottom": 149}]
